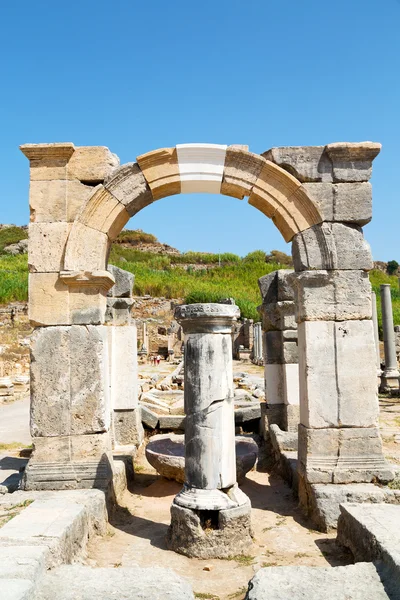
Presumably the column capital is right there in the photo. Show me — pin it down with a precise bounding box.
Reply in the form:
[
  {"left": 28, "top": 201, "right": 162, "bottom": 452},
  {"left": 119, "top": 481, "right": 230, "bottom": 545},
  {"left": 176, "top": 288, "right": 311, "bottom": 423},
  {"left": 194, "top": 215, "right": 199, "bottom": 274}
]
[
  {"left": 175, "top": 303, "right": 240, "bottom": 333},
  {"left": 20, "top": 143, "right": 75, "bottom": 162}
]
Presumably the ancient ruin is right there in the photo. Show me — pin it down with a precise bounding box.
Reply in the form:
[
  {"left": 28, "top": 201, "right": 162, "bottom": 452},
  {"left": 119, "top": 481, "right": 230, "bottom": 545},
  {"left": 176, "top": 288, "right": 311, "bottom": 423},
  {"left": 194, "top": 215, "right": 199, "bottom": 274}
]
[{"left": 0, "top": 140, "right": 398, "bottom": 598}]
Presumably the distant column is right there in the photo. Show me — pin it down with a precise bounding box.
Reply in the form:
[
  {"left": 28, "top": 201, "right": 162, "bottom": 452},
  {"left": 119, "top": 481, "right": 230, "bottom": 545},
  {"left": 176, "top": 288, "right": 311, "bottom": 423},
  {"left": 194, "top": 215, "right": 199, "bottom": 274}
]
[
  {"left": 380, "top": 284, "right": 400, "bottom": 390},
  {"left": 371, "top": 292, "right": 381, "bottom": 377}
]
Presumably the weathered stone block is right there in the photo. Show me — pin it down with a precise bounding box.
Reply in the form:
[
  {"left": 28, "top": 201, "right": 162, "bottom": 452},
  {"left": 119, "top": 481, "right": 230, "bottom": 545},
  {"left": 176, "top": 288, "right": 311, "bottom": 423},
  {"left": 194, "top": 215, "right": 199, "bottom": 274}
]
[
  {"left": 265, "top": 364, "right": 285, "bottom": 405},
  {"left": 107, "top": 265, "right": 134, "bottom": 298},
  {"left": 302, "top": 182, "right": 372, "bottom": 225},
  {"left": 221, "top": 147, "right": 265, "bottom": 199},
  {"left": 258, "top": 269, "right": 295, "bottom": 304},
  {"left": 325, "top": 141, "right": 381, "bottom": 182},
  {"left": 259, "top": 301, "right": 296, "bottom": 331},
  {"left": 20, "top": 142, "right": 75, "bottom": 181},
  {"left": 108, "top": 325, "right": 138, "bottom": 410},
  {"left": 78, "top": 186, "right": 129, "bottom": 240},
  {"left": 298, "top": 425, "right": 393, "bottom": 484},
  {"left": 66, "top": 179, "right": 96, "bottom": 222},
  {"left": 28, "top": 222, "right": 71, "bottom": 273},
  {"left": 141, "top": 405, "right": 159, "bottom": 429},
  {"left": 113, "top": 409, "right": 143, "bottom": 446},
  {"left": 29, "top": 180, "right": 67, "bottom": 222},
  {"left": 30, "top": 325, "right": 110, "bottom": 437},
  {"left": 63, "top": 223, "right": 110, "bottom": 272},
  {"left": 105, "top": 297, "right": 133, "bottom": 324},
  {"left": 292, "top": 222, "right": 373, "bottom": 271},
  {"left": 68, "top": 285, "right": 107, "bottom": 326},
  {"left": 29, "top": 273, "right": 69, "bottom": 326},
  {"left": 104, "top": 162, "right": 154, "bottom": 216},
  {"left": 263, "top": 145, "right": 332, "bottom": 182},
  {"left": 67, "top": 146, "right": 119, "bottom": 182},
  {"left": 292, "top": 270, "right": 372, "bottom": 322},
  {"left": 265, "top": 332, "right": 298, "bottom": 364},
  {"left": 298, "top": 320, "right": 379, "bottom": 428}
]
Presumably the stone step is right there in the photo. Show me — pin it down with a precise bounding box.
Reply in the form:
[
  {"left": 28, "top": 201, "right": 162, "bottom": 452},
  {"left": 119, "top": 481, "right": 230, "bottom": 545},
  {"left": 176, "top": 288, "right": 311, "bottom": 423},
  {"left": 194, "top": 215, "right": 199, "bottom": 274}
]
[
  {"left": 246, "top": 563, "right": 390, "bottom": 599},
  {"left": 337, "top": 502, "right": 400, "bottom": 597},
  {"left": 33, "top": 564, "right": 194, "bottom": 599}
]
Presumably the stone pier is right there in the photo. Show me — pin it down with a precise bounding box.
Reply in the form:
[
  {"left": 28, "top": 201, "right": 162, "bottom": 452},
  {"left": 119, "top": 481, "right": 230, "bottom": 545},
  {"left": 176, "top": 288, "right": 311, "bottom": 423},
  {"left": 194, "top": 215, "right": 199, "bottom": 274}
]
[
  {"left": 106, "top": 265, "right": 143, "bottom": 447},
  {"left": 380, "top": 284, "right": 400, "bottom": 391},
  {"left": 258, "top": 270, "right": 299, "bottom": 432},
  {"left": 167, "top": 303, "right": 252, "bottom": 558}
]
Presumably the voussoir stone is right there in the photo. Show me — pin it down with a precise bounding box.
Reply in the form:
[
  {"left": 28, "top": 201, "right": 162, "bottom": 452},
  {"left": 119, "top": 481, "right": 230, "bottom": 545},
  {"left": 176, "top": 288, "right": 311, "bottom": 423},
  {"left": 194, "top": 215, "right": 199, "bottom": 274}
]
[
  {"left": 104, "top": 162, "right": 154, "bottom": 216},
  {"left": 292, "top": 222, "right": 373, "bottom": 271}
]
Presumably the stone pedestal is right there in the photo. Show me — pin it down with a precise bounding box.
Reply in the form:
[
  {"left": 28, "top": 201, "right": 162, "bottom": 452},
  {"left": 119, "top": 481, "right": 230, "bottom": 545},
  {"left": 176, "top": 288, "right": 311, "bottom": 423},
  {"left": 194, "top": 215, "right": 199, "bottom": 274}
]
[
  {"left": 380, "top": 284, "right": 400, "bottom": 391},
  {"left": 168, "top": 303, "right": 252, "bottom": 557}
]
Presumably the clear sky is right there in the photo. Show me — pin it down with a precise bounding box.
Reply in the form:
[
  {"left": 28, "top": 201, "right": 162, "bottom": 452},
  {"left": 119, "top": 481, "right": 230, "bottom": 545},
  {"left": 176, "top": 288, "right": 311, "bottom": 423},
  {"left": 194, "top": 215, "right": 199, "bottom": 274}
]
[{"left": 1, "top": 0, "right": 399, "bottom": 260}]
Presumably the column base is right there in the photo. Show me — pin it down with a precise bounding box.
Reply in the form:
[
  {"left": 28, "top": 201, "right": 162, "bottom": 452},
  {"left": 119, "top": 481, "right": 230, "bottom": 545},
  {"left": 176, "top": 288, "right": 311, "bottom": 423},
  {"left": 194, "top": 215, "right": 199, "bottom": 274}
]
[
  {"left": 174, "top": 483, "right": 248, "bottom": 510},
  {"left": 298, "top": 424, "right": 394, "bottom": 484},
  {"left": 380, "top": 370, "right": 400, "bottom": 392},
  {"left": 167, "top": 495, "right": 253, "bottom": 558},
  {"left": 22, "top": 433, "right": 114, "bottom": 491}
]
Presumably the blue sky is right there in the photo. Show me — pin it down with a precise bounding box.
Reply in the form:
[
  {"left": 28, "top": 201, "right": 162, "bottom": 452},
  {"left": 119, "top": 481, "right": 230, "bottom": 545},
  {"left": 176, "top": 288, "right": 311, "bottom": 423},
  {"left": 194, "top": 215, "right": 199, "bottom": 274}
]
[{"left": 1, "top": 0, "right": 399, "bottom": 260}]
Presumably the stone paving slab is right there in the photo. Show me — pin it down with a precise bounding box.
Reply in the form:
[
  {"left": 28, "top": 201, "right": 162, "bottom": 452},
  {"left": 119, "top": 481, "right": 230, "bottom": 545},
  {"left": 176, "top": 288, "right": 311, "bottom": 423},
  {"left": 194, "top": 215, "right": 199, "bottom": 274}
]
[
  {"left": 2, "top": 578, "right": 34, "bottom": 600},
  {"left": 337, "top": 502, "right": 400, "bottom": 596},
  {"left": 246, "top": 563, "right": 390, "bottom": 599},
  {"left": 33, "top": 564, "right": 195, "bottom": 599}
]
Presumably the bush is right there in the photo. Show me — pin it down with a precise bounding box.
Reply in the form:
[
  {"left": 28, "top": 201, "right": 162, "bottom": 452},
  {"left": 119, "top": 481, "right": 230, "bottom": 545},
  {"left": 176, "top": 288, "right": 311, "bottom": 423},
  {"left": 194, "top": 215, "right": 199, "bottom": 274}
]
[
  {"left": 114, "top": 229, "right": 158, "bottom": 246},
  {"left": 0, "top": 227, "right": 28, "bottom": 254},
  {"left": 265, "top": 249, "right": 292, "bottom": 266},
  {"left": 387, "top": 260, "right": 399, "bottom": 276}
]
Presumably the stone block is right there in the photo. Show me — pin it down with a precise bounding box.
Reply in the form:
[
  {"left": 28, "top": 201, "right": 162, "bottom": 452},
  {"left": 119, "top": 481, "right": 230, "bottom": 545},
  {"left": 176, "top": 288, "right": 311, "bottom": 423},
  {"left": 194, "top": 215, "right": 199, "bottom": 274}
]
[
  {"left": 113, "top": 409, "right": 143, "bottom": 446},
  {"left": 33, "top": 564, "right": 195, "bottom": 600},
  {"left": 221, "top": 147, "right": 265, "bottom": 199},
  {"left": 29, "top": 273, "right": 69, "bottom": 326},
  {"left": 107, "top": 265, "right": 134, "bottom": 298},
  {"left": 234, "top": 404, "right": 261, "bottom": 423},
  {"left": 30, "top": 325, "right": 110, "bottom": 437},
  {"left": 302, "top": 182, "right": 372, "bottom": 225},
  {"left": 265, "top": 364, "right": 284, "bottom": 404},
  {"left": 298, "top": 320, "right": 379, "bottom": 428},
  {"left": 63, "top": 223, "right": 110, "bottom": 272},
  {"left": 284, "top": 404, "right": 300, "bottom": 432},
  {"left": 246, "top": 563, "right": 390, "bottom": 600},
  {"left": 263, "top": 145, "right": 332, "bottom": 182},
  {"left": 77, "top": 186, "right": 129, "bottom": 240},
  {"left": 158, "top": 415, "right": 185, "bottom": 430},
  {"left": 105, "top": 298, "right": 133, "bottom": 324},
  {"left": 104, "top": 162, "right": 154, "bottom": 216},
  {"left": 0, "top": 545, "right": 48, "bottom": 581},
  {"left": 293, "top": 270, "right": 372, "bottom": 322},
  {"left": 108, "top": 325, "right": 138, "bottom": 410},
  {"left": 298, "top": 425, "right": 393, "bottom": 484},
  {"left": 141, "top": 405, "right": 159, "bottom": 429},
  {"left": 68, "top": 285, "right": 107, "bottom": 326},
  {"left": 258, "top": 269, "right": 295, "bottom": 303},
  {"left": 302, "top": 481, "right": 400, "bottom": 532},
  {"left": 66, "top": 180, "right": 96, "bottom": 222},
  {"left": 137, "top": 147, "right": 180, "bottom": 200},
  {"left": 259, "top": 301, "right": 296, "bottom": 331},
  {"left": 29, "top": 180, "right": 67, "bottom": 222},
  {"left": 292, "top": 223, "right": 373, "bottom": 271},
  {"left": 1, "top": 579, "right": 34, "bottom": 599},
  {"left": 67, "top": 146, "right": 119, "bottom": 183},
  {"left": 28, "top": 222, "right": 71, "bottom": 273},
  {"left": 325, "top": 141, "right": 381, "bottom": 182},
  {"left": 265, "top": 331, "right": 298, "bottom": 364},
  {"left": 337, "top": 503, "right": 400, "bottom": 592},
  {"left": 283, "top": 363, "right": 300, "bottom": 406}
]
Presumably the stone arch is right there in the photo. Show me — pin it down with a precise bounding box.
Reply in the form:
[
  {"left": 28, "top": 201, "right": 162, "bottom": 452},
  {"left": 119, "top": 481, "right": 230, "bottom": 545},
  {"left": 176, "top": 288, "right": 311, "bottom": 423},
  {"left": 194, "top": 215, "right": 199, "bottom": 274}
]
[{"left": 63, "top": 144, "right": 322, "bottom": 274}]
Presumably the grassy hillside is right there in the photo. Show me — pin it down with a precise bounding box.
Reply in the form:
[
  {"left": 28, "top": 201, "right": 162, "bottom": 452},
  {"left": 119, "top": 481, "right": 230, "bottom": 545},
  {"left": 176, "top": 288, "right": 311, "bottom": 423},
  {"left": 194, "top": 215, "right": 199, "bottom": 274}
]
[{"left": 0, "top": 228, "right": 399, "bottom": 328}]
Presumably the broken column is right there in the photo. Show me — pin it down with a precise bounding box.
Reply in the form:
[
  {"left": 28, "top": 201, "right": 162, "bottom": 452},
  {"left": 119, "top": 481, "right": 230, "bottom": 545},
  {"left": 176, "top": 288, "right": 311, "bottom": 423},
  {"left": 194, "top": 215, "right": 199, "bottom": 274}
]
[
  {"left": 258, "top": 270, "right": 299, "bottom": 432},
  {"left": 380, "top": 284, "right": 400, "bottom": 391},
  {"left": 167, "top": 303, "right": 252, "bottom": 558},
  {"left": 106, "top": 265, "right": 143, "bottom": 447}
]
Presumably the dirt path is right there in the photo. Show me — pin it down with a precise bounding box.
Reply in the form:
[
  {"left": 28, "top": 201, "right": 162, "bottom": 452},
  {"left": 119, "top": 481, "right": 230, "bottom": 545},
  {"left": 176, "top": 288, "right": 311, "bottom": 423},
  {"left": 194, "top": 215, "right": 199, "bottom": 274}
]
[{"left": 88, "top": 450, "right": 351, "bottom": 600}]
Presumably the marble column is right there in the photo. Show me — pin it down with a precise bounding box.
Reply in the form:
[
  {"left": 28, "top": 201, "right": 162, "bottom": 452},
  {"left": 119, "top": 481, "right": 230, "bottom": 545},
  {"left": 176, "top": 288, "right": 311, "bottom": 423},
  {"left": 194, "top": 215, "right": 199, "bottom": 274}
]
[
  {"left": 168, "top": 303, "right": 252, "bottom": 558},
  {"left": 371, "top": 292, "right": 382, "bottom": 379},
  {"left": 380, "top": 284, "right": 400, "bottom": 390}
]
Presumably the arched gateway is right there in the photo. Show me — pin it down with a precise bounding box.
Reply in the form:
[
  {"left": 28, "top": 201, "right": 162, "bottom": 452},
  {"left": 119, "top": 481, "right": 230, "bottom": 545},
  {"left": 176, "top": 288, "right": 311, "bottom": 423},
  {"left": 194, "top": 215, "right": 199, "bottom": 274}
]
[{"left": 20, "top": 141, "right": 393, "bottom": 514}]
